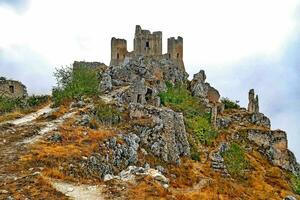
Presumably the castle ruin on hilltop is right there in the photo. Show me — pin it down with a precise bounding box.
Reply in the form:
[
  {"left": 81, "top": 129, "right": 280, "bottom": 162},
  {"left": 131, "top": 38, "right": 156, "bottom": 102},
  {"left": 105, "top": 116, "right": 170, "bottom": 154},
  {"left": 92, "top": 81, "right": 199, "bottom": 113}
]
[{"left": 110, "top": 25, "right": 184, "bottom": 69}]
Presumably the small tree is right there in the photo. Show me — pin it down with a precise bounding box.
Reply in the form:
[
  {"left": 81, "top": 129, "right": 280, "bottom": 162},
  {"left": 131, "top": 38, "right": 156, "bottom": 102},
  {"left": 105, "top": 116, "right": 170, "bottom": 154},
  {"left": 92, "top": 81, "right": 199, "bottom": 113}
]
[{"left": 52, "top": 65, "right": 99, "bottom": 106}]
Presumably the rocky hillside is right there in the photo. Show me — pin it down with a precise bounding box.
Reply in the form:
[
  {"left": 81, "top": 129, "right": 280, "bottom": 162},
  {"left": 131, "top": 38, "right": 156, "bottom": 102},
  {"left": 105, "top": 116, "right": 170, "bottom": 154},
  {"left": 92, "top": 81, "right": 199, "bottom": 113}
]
[{"left": 0, "top": 55, "right": 300, "bottom": 200}]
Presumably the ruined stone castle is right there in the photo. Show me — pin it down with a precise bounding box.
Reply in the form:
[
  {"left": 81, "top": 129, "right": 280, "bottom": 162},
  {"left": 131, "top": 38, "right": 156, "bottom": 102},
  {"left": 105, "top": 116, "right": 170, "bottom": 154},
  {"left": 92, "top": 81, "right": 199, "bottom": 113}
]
[
  {"left": 110, "top": 25, "right": 184, "bottom": 69},
  {"left": 0, "top": 77, "right": 27, "bottom": 98}
]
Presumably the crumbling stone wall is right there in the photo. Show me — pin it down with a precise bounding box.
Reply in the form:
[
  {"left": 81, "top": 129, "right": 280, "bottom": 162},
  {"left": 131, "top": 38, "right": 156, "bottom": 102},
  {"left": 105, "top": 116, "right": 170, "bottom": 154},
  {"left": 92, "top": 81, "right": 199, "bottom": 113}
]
[
  {"left": 110, "top": 38, "right": 128, "bottom": 66},
  {"left": 134, "top": 25, "right": 162, "bottom": 56},
  {"left": 0, "top": 78, "right": 27, "bottom": 98}
]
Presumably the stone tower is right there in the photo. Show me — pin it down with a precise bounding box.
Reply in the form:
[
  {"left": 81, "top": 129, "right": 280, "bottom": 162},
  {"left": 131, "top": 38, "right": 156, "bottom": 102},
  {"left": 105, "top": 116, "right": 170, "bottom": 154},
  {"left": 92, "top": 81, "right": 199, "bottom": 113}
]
[
  {"left": 167, "top": 36, "right": 184, "bottom": 69},
  {"left": 134, "top": 25, "right": 162, "bottom": 56},
  {"left": 110, "top": 37, "right": 127, "bottom": 66},
  {"left": 248, "top": 89, "right": 259, "bottom": 113}
]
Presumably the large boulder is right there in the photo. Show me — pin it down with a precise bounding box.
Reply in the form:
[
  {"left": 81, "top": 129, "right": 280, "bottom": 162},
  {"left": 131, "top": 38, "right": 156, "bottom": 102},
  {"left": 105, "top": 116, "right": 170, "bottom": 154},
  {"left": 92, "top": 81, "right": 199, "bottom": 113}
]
[
  {"left": 190, "top": 70, "right": 220, "bottom": 103},
  {"left": 130, "top": 103, "right": 190, "bottom": 164}
]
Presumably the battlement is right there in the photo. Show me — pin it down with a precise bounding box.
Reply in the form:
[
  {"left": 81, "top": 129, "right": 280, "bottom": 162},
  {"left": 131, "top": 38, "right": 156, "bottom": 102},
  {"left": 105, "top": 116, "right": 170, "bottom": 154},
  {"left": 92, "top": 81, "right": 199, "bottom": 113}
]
[{"left": 110, "top": 25, "right": 184, "bottom": 69}]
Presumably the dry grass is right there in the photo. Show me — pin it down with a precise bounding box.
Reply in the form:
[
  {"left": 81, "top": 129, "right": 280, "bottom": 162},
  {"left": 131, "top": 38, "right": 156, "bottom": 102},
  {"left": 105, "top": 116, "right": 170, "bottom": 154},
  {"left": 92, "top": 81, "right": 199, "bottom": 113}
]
[
  {"left": 20, "top": 114, "right": 117, "bottom": 185},
  {"left": 0, "top": 111, "right": 23, "bottom": 123}
]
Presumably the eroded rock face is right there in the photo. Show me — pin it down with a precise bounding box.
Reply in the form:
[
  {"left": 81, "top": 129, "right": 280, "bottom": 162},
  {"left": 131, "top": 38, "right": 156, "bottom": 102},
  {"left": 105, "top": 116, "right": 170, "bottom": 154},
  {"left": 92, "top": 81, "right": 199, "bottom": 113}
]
[
  {"left": 99, "top": 72, "right": 112, "bottom": 93},
  {"left": 86, "top": 133, "right": 140, "bottom": 178},
  {"left": 247, "top": 129, "right": 300, "bottom": 176},
  {"left": 129, "top": 103, "right": 190, "bottom": 164},
  {"left": 85, "top": 103, "right": 190, "bottom": 178},
  {"left": 109, "top": 56, "right": 187, "bottom": 91},
  {"left": 190, "top": 70, "right": 220, "bottom": 104},
  {"left": 218, "top": 109, "right": 271, "bottom": 129}
]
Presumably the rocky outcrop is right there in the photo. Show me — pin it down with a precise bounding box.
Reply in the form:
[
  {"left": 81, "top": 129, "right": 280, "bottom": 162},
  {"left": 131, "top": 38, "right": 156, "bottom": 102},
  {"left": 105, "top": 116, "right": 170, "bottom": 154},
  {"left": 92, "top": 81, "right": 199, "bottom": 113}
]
[
  {"left": 130, "top": 103, "right": 190, "bottom": 164},
  {"left": 110, "top": 56, "right": 187, "bottom": 89},
  {"left": 104, "top": 165, "right": 169, "bottom": 188},
  {"left": 217, "top": 109, "right": 271, "bottom": 129},
  {"left": 190, "top": 70, "right": 220, "bottom": 104},
  {"left": 246, "top": 129, "right": 300, "bottom": 176},
  {"left": 85, "top": 103, "right": 190, "bottom": 178},
  {"left": 210, "top": 143, "right": 230, "bottom": 177},
  {"left": 99, "top": 72, "right": 112, "bottom": 93},
  {"left": 86, "top": 133, "right": 140, "bottom": 178}
]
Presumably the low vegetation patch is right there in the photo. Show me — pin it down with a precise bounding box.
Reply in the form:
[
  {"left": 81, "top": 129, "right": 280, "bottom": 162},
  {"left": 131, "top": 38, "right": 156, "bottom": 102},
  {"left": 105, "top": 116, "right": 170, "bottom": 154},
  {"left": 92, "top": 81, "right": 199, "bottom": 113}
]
[
  {"left": 52, "top": 65, "right": 99, "bottom": 106},
  {"left": 292, "top": 175, "right": 300, "bottom": 194},
  {"left": 94, "top": 100, "right": 122, "bottom": 126},
  {"left": 159, "top": 82, "right": 205, "bottom": 118},
  {"left": 186, "top": 116, "right": 218, "bottom": 146},
  {"left": 159, "top": 83, "right": 217, "bottom": 146},
  {"left": 221, "top": 97, "right": 240, "bottom": 109},
  {"left": 221, "top": 143, "right": 249, "bottom": 179},
  {"left": 0, "top": 95, "right": 49, "bottom": 117}
]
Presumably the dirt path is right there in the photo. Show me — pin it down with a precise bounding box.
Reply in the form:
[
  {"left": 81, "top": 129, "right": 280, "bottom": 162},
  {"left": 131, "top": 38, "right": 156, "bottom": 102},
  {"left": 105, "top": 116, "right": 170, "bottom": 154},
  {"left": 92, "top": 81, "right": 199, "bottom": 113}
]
[
  {"left": 4, "top": 104, "right": 53, "bottom": 126},
  {"left": 51, "top": 180, "right": 104, "bottom": 200},
  {"left": 0, "top": 106, "right": 79, "bottom": 199}
]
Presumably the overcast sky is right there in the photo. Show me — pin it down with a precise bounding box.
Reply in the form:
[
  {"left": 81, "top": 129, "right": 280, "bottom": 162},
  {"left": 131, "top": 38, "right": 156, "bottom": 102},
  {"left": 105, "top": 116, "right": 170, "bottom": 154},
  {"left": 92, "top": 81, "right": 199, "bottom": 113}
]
[{"left": 0, "top": 0, "right": 299, "bottom": 160}]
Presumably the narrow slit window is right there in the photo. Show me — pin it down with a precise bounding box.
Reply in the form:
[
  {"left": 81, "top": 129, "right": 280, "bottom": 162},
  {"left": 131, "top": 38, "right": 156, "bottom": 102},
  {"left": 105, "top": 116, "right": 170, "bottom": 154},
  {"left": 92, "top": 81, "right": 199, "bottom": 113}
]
[
  {"left": 145, "top": 41, "right": 150, "bottom": 48},
  {"left": 9, "top": 85, "right": 14, "bottom": 93},
  {"left": 117, "top": 53, "right": 119, "bottom": 59}
]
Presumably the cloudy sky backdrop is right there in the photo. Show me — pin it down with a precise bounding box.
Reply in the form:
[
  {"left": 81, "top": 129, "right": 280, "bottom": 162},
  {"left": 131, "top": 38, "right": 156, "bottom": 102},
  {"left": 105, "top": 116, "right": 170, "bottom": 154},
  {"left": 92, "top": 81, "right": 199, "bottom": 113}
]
[{"left": 0, "top": 0, "right": 299, "bottom": 160}]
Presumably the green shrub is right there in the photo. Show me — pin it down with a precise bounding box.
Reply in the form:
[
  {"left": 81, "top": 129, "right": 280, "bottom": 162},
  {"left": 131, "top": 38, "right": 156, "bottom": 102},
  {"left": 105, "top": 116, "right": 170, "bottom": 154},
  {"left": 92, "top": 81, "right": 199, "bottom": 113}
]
[
  {"left": 159, "top": 83, "right": 217, "bottom": 145},
  {"left": 221, "top": 143, "right": 249, "bottom": 179},
  {"left": 0, "top": 95, "right": 49, "bottom": 115},
  {"left": 52, "top": 65, "right": 99, "bottom": 106},
  {"left": 95, "top": 101, "right": 122, "bottom": 126},
  {"left": 27, "top": 95, "right": 49, "bottom": 107},
  {"left": 0, "top": 97, "right": 24, "bottom": 114},
  {"left": 221, "top": 97, "right": 240, "bottom": 109},
  {"left": 186, "top": 116, "right": 217, "bottom": 145},
  {"left": 159, "top": 83, "right": 205, "bottom": 118},
  {"left": 292, "top": 175, "right": 300, "bottom": 194}
]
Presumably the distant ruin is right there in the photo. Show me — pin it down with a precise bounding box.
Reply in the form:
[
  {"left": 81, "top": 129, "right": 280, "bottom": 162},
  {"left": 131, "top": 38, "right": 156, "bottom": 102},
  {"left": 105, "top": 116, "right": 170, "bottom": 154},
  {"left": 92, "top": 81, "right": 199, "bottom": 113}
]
[
  {"left": 110, "top": 25, "right": 184, "bottom": 69},
  {"left": 0, "top": 77, "right": 27, "bottom": 98}
]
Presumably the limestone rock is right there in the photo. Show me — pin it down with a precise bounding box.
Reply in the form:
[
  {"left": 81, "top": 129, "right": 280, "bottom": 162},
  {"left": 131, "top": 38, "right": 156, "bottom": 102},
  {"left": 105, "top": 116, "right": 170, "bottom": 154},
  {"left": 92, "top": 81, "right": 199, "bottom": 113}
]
[
  {"left": 247, "top": 129, "right": 300, "bottom": 176},
  {"left": 129, "top": 103, "right": 190, "bottom": 164},
  {"left": 190, "top": 70, "right": 220, "bottom": 103},
  {"left": 99, "top": 72, "right": 112, "bottom": 93},
  {"left": 284, "top": 196, "right": 297, "bottom": 200}
]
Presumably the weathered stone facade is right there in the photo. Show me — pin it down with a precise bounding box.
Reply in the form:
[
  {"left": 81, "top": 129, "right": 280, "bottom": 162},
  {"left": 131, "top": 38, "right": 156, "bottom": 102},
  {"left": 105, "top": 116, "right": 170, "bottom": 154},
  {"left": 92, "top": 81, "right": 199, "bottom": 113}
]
[
  {"left": 110, "top": 25, "right": 185, "bottom": 69},
  {"left": 110, "top": 38, "right": 127, "bottom": 66},
  {"left": 0, "top": 77, "right": 27, "bottom": 98},
  {"left": 134, "top": 25, "right": 162, "bottom": 56},
  {"left": 167, "top": 37, "right": 184, "bottom": 69}
]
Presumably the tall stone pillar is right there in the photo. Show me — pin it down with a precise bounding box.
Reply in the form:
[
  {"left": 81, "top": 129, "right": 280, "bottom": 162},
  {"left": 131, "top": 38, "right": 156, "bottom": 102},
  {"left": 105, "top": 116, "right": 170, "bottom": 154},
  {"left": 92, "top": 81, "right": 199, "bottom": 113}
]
[{"left": 248, "top": 89, "right": 259, "bottom": 113}]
